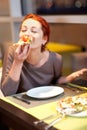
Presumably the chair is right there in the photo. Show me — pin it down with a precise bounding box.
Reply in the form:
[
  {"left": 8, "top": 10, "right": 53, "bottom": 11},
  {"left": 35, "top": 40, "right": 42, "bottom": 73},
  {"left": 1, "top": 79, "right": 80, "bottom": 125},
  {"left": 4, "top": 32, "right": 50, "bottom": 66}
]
[{"left": 71, "top": 52, "right": 87, "bottom": 79}]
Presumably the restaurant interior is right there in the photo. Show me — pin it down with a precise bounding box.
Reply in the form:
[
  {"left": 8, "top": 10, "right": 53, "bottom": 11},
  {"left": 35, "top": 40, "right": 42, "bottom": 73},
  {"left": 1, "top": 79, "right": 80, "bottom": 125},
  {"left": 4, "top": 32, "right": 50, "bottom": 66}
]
[
  {"left": 0, "top": 0, "right": 87, "bottom": 75},
  {"left": 0, "top": 0, "right": 87, "bottom": 130}
]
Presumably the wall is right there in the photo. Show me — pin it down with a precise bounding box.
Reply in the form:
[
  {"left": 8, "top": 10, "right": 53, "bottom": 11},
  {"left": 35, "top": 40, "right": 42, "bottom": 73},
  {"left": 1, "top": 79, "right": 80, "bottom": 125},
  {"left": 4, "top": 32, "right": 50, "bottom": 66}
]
[{"left": 49, "top": 23, "right": 87, "bottom": 48}]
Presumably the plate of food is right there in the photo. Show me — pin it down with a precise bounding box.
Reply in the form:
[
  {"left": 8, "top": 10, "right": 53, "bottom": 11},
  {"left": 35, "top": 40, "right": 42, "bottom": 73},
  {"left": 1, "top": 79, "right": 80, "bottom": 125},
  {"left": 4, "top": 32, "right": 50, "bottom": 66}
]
[
  {"left": 26, "top": 86, "right": 64, "bottom": 99},
  {"left": 57, "top": 96, "right": 87, "bottom": 117}
]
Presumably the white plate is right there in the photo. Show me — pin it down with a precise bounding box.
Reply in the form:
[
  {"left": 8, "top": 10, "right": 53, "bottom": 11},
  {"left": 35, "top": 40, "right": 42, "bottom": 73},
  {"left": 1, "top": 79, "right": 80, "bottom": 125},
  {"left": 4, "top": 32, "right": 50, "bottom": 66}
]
[
  {"left": 68, "top": 110, "right": 87, "bottom": 117},
  {"left": 26, "top": 86, "right": 64, "bottom": 99},
  {"left": 56, "top": 108, "right": 87, "bottom": 117}
]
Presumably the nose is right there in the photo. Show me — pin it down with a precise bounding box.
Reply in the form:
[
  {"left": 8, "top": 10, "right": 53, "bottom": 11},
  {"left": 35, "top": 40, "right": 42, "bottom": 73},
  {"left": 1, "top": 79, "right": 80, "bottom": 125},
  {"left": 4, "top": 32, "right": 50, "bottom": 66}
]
[
  {"left": 26, "top": 28, "right": 32, "bottom": 35},
  {"left": 19, "top": 32, "right": 31, "bottom": 39}
]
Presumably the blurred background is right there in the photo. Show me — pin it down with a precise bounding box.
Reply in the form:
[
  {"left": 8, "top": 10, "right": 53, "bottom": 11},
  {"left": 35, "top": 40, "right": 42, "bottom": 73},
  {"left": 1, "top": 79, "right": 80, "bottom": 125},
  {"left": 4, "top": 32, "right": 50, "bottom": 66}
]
[{"left": 0, "top": 0, "right": 87, "bottom": 76}]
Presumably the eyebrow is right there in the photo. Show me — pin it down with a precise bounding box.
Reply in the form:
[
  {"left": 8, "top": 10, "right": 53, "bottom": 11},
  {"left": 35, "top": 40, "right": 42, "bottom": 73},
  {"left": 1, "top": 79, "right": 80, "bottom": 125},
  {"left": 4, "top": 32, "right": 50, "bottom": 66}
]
[
  {"left": 22, "top": 25, "right": 39, "bottom": 31},
  {"left": 21, "top": 25, "right": 27, "bottom": 30},
  {"left": 31, "top": 26, "right": 38, "bottom": 29}
]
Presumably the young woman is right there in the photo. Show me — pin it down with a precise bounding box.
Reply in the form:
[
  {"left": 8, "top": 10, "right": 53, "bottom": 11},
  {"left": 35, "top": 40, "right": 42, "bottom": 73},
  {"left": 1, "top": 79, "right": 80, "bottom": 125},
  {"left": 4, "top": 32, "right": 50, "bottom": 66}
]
[{"left": 1, "top": 14, "right": 87, "bottom": 96}]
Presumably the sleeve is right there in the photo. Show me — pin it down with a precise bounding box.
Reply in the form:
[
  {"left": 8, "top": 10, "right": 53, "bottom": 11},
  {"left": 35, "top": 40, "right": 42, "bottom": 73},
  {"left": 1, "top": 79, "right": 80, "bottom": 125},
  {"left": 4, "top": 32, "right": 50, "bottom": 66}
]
[
  {"left": 1, "top": 45, "right": 20, "bottom": 96},
  {"left": 52, "top": 52, "right": 63, "bottom": 84}
]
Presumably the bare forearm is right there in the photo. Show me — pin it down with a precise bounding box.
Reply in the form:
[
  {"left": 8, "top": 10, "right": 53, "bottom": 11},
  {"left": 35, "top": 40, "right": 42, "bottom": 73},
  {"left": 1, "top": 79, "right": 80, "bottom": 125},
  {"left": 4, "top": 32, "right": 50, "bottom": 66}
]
[{"left": 58, "top": 68, "right": 87, "bottom": 84}]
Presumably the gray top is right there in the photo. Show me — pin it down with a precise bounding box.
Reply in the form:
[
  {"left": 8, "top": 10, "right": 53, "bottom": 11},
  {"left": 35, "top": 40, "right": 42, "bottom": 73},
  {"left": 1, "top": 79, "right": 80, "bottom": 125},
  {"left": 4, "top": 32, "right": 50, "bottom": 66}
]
[{"left": 1, "top": 45, "right": 63, "bottom": 96}]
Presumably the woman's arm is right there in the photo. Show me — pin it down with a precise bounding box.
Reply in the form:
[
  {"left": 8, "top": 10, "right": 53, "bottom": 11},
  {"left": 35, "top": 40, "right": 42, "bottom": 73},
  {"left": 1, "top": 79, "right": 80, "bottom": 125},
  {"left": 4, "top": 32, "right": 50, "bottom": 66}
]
[
  {"left": 1, "top": 44, "right": 30, "bottom": 96},
  {"left": 58, "top": 68, "right": 87, "bottom": 84}
]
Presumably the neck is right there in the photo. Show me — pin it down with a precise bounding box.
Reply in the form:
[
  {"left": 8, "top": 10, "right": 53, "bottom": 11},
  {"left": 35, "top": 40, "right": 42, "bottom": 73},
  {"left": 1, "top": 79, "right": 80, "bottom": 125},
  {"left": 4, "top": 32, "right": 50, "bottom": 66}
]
[{"left": 26, "top": 49, "right": 44, "bottom": 66}]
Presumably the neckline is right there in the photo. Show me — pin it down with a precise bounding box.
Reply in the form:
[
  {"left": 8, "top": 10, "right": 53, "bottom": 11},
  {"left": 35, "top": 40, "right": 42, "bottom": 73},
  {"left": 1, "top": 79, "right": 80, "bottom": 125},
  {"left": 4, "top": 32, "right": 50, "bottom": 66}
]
[{"left": 25, "top": 51, "right": 51, "bottom": 69}]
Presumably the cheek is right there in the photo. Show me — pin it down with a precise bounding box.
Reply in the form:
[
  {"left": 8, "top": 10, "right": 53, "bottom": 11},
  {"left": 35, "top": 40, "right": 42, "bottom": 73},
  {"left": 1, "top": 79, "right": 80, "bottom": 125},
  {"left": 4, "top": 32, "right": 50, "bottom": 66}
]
[
  {"left": 32, "top": 37, "right": 42, "bottom": 45},
  {"left": 19, "top": 32, "right": 22, "bottom": 39},
  {"left": 35, "top": 36, "right": 43, "bottom": 43},
  {"left": 19, "top": 32, "right": 27, "bottom": 39},
  {"left": 33, "top": 34, "right": 42, "bottom": 41},
  {"left": 36, "top": 32, "right": 44, "bottom": 41}
]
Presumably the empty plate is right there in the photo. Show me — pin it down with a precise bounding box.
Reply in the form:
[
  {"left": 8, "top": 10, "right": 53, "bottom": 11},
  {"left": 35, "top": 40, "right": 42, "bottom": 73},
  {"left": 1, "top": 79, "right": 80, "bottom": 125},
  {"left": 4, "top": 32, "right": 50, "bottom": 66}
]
[{"left": 26, "top": 86, "right": 64, "bottom": 99}]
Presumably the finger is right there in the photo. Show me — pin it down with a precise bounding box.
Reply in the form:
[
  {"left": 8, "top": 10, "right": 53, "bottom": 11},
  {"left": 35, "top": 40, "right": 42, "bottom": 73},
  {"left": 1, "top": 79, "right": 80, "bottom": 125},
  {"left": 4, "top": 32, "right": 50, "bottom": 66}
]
[
  {"left": 83, "top": 68, "right": 87, "bottom": 72},
  {"left": 19, "top": 45, "right": 30, "bottom": 57},
  {"left": 15, "top": 45, "right": 22, "bottom": 54}
]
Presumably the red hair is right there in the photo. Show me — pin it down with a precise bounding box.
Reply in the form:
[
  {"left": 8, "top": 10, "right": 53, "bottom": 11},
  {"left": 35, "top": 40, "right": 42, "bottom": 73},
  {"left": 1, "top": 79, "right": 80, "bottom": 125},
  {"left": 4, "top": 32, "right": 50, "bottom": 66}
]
[{"left": 21, "top": 14, "right": 50, "bottom": 51}]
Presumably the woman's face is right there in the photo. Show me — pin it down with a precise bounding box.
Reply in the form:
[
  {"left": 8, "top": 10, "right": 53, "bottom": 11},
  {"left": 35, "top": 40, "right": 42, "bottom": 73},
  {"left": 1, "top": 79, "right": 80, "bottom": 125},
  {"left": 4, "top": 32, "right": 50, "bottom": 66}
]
[{"left": 19, "top": 19, "right": 47, "bottom": 49}]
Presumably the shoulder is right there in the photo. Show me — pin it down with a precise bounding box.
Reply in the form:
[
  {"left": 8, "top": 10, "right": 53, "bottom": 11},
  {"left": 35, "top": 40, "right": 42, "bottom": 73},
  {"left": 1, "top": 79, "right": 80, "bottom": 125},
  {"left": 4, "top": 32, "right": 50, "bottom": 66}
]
[
  {"left": 49, "top": 51, "right": 63, "bottom": 69},
  {"left": 49, "top": 51, "right": 62, "bottom": 62}
]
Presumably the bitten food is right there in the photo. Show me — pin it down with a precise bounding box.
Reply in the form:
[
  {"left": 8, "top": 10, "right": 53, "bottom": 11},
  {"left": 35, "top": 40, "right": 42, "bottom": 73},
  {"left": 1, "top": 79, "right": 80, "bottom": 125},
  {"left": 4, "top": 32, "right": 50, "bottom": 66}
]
[{"left": 18, "top": 35, "right": 32, "bottom": 45}]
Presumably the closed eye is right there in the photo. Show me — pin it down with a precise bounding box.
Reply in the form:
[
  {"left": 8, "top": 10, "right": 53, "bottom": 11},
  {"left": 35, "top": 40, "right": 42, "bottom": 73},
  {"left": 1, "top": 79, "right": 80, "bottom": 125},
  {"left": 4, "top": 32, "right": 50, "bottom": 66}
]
[
  {"left": 21, "top": 26, "right": 27, "bottom": 32},
  {"left": 21, "top": 29, "right": 27, "bottom": 32},
  {"left": 31, "top": 30, "right": 37, "bottom": 33}
]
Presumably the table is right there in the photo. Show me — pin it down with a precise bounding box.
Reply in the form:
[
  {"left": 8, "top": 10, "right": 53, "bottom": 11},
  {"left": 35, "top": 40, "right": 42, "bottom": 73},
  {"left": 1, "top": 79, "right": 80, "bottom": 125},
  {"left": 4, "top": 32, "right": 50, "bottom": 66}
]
[{"left": 0, "top": 85, "right": 87, "bottom": 130}]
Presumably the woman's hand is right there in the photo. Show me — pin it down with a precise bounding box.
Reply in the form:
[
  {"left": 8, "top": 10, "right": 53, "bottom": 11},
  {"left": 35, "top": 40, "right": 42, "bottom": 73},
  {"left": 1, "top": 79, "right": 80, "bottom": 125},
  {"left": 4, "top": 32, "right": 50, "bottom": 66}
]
[
  {"left": 58, "top": 68, "right": 87, "bottom": 84},
  {"left": 14, "top": 44, "right": 30, "bottom": 63},
  {"left": 9, "top": 44, "right": 30, "bottom": 81},
  {"left": 66, "top": 68, "right": 87, "bottom": 81}
]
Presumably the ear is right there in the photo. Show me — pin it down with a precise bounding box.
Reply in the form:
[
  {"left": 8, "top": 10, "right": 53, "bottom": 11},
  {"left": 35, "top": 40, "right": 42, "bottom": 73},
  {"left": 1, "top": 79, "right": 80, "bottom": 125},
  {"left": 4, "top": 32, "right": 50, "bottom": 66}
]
[{"left": 42, "top": 36, "right": 47, "bottom": 45}]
